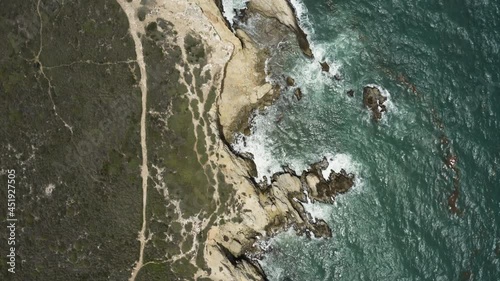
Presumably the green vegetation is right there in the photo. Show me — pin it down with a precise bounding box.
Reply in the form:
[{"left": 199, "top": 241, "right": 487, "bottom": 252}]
[
  {"left": 0, "top": 0, "right": 232, "bottom": 278},
  {"left": 137, "top": 7, "right": 149, "bottom": 22},
  {"left": 138, "top": 19, "right": 228, "bottom": 280},
  {"left": 0, "top": 0, "right": 141, "bottom": 280},
  {"left": 184, "top": 34, "right": 206, "bottom": 65},
  {"left": 135, "top": 262, "right": 176, "bottom": 280}
]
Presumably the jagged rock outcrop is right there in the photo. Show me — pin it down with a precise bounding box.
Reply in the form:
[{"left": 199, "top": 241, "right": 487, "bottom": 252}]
[
  {"left": 204, "top": 1, "right": 358, "bottom": 279},
  {"left": 208, "top": 153, "right": 355, "bottom": 275},
  {"left": 320, "top": 61, "right": 330, "bottom": 72},
  {"left": 363, "top": 86, "right": 388, "bottom": 121},
  {"left": 247, "top": 0, "right": 313, "bottom": 58}
]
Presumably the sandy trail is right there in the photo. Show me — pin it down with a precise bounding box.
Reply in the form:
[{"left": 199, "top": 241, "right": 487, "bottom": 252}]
[{"left": 115, "top": 0, "right": 149, "bottom": 280}]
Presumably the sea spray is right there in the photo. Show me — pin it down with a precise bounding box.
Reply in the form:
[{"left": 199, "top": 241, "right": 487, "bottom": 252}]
[
  {"left": 259, "top": 227, "right": 338, "bottom": 280},
  {"left": 221, "top": 0, "right": 248, "bottom": 25}
]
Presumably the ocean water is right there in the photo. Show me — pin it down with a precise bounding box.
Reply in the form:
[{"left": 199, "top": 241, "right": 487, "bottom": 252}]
[{"left": 233, "top": 0, "right": 500, "bottom": 280}]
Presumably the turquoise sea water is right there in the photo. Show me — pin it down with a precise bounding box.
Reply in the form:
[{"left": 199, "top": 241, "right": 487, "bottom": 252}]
[{"left": 234, "top": 0, "right": 500, "bottom": 280}]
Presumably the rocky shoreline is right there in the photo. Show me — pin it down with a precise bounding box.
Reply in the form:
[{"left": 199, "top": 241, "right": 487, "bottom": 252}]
[{"left": 199, "top": 1, "right": 356, "bottom": 280}]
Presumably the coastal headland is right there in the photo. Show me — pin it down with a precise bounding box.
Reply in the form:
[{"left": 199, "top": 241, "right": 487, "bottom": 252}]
[{"left": 0, "top": 0, "right": 354, "bottom": 280}]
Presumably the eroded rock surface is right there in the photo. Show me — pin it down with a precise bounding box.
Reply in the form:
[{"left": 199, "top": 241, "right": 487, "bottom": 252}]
[
  {"left": 212, "top": 155, "right": 355, "bottom": 261},
  {"left": 363, "top": 86, "right": 388, "bottom": 121},
  {"left": 248, "top": 0, "right": 313, "bottom": 58}
]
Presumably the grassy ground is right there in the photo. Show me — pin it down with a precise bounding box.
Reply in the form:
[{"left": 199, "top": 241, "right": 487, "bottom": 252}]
[
  {"left": 0, "top": 0, "right": 143, "bottom": 279},
  {"left": 137, "top": 19, "right": 225, "bottom": 280}
]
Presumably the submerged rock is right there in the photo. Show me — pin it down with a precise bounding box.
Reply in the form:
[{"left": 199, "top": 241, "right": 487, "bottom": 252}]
[
  {"left": 363, "top": 86, "right": 388, "bottom": 121},
  {"left": 296, "top": 31, "right": 314, "bottom": 58},
  {"left": 294, "top": 88, "right": 303, "bottom": 101},
  {"left": 446, "top": 155, "right": 458, "bottom": 168},
  {"left": 347, "top": 89, "right": 354, "bottom": 97},
  {"left": 310, "top": 156, "right": 329, "bottom": 174},
  {"left": 448, "top": 188, "right": 460, "bottom": 215},
  {"left": 320, "top": 61, "right": 330, "bottom": 72},
  {"left": 440, "top": 134, "right": 450, "bottom": 145}
]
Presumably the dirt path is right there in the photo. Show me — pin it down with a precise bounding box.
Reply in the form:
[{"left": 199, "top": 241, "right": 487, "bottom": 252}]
[{"left": 115, "top": 1, "right": 149, "bottom": 280}]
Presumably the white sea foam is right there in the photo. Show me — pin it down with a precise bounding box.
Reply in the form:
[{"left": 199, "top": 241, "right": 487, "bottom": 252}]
[
  {"left": 221, "top": 0, "right": 248, "bottom": 26},
  {"left": 264, "top": 58, "right": 272, "bottom": 83},
  {"left": 233, "top": 127, "right": 366, "bottom": 188},
  {"left": 303, "top": 202, "right": 333, "bottom": 222},
  {"left": 232, "top": 130, "right": 281, "bottom": 180},
  {"left": 289, "top": 0, "right": 314, "bottom": 35},
  {"left": 288, "top": 0, "right": 350, "bottom": 81},
  {"left": 321, "top": 153, "right": 358, "bottom": 179}
]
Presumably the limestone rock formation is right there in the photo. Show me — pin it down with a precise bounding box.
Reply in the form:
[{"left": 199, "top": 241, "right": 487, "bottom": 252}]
[
  {"left": 248, "top": 0, "right": 314, "bottom": 58},
  {"left": 218, "top": 28, "right": 280, "bottom": 142}
]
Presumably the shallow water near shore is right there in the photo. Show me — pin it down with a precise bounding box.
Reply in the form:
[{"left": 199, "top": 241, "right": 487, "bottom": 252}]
[{"left": 234, "top": 0, "right": 500, "bottom": 280}]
